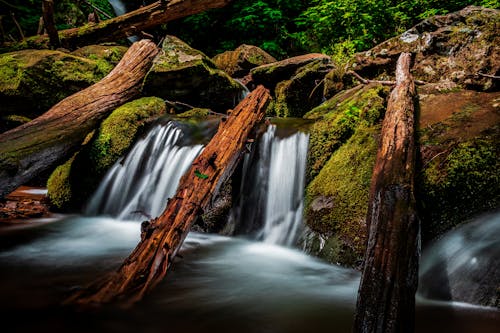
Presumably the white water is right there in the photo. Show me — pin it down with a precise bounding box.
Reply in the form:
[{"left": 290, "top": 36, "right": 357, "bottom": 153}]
[
  {"left": 86, "top": 122, "right": 203, "bottom": 221},
  {"left": 231, "top": 125, "right": 309, "bottom": 246},
  {"left": 108, "top": 0, "right": 127, "bottom": 16}
]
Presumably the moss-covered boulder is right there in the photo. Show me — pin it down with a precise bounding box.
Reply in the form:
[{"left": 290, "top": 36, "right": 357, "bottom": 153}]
[
  {"left": 142, "top": 35, "right": 242, "bottom": 112},
  {"left": 251, "top": 53, "right": 331, "bottom": 90},
  {"left": 71, "top": 44, "right": 128, "bottom": 70},
  {"left": 345, "top": 6, "right": 499, "bottom": 92},
  {"left": 304, "top": 86, "right": 499, "bottom": 267},
  {"left": 417, "top": 88, "right": 500, "bottom": 242},
  {"left": 47, "top": 97, "right": 166, "bottom": 210},
  {"left": 0, "top": 46, "right": 124, "bottom": 131},
  {"left": 212, "top": 44, "right": 276, "bottom": 78},
  {"left": 305, "top": 84, "right": 389, "bottom": 181},
  {"left": 273, "top": 58, "right": 334, "bottom": 117},
  {"left": 303, "top": 84, "right": 388, "bottom": 266}
]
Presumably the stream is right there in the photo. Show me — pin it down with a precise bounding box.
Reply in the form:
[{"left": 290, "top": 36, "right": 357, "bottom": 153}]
[{"left": 0, "top": 120, "right": 498, "bottom": 332}]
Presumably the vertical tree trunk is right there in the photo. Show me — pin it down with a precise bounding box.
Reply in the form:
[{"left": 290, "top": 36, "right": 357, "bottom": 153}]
[
  {"left": 354, "top": 52, "right": 420, "bottom": 333},
  {"left": 66, "top": 85, "right": 271, "bottom": 307},
  {"left": 42, "top": 0, "right": 60, "bottom": 48}
]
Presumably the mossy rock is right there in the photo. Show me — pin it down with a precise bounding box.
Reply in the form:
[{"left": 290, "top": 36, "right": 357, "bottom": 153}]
[
  {"left": 0, "top": 47, "right": 120, "bottom": 127},
  {"left": 304, "top": 87, "right": 499, "bottom": 266},
  {"left": 212, "top": 44, "right": 276, "bottom": 77},
  {"left": 350, "top": 6, "right": 499, "bottom": 91},
  {"left": 142, "top": 35, "right": 242, "bottom": 112},
  {"left": 71, "top": 44, "right": 128, "bottom": 71},
  {"left": 305, "top": 126, "right": 379, "bottom": 266},
  {"left": 417, "top": 89, "right": 500, "bottom": 242},
  {"left": 272, "top": 58, "right": 334, "bottom": 118},
  {"left": 251, "top": 53, "right": 331, "bottom": 90},
  {"left": 176, "top": 108, "right": 211, "bottom": 118},
  {"left": 305, "top": 84, "right": 389, "bottom": 181},
  {"left": 46, "top": 97, "right": 166, "bottom": 210}
]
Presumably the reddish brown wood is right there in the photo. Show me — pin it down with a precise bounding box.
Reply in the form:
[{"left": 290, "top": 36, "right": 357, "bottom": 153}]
[
  {"left": 0, "top": 39, "right": 159, "bottom": 199},
  {"left": 354, "top": 53, "right": 420, "bottom": 333},
  {"left": 66, "top": 85, "right": 270, "bottom": 307},
  {"left": 14, "top": 0, "right": 232, "bottom": 50}
]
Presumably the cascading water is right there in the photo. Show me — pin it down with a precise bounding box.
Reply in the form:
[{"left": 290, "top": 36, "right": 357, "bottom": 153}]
[
  {"left": 86, "top": 122, "right": 203, "bottom": 221},
  {"left": 231, "top": 125, "right": 309, "bottom": 246}
]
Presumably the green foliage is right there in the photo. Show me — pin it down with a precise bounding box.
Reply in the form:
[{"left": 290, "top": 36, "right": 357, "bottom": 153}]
[
  {"left": 166, "top": 0, "right": 310, "bottom": 59},
  {"left": 295, "top": 0, "right": 499, "bottom": 54},
  {"left": 194, "top": 169, "right": 209, "bottom": 179}
]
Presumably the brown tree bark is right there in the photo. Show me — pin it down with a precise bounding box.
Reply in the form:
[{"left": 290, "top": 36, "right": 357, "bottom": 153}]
[
  {"left": 42, "top": 0, "right": 59, "bottom": 48},
  {"left": 0, "top": 39, "right": 159, "bottom": 199},
  {"left": 11, "top": 0, "right": 232, "bottom": 50},
  {"left": 353, "top": 53, "right": 420, "bottom": 333},
  {"left": 66, "top": 85, "right": 271, "bottom": 307}
]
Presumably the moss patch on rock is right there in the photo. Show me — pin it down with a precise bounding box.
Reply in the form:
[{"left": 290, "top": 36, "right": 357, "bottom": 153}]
[
  {"left": 305, "top": 126, "right": 379, "bottom": 266},
  {"left": 46, "top": 97, "right": 166, "bottom": 210},
  {"left": 0, "top": 47, "right": 119, "bottom": 126},
  {"left": 47, "top": 155, "right": 76, "bottom": 210},
  {"left": 305, "top": 84, "right": 389, "bottom": 181},
  {"left": 212, "top": 44, "right": 276, "bottom": 77},
  {"left": 143, "top": 35, "right": 242, "bottom": 112}
]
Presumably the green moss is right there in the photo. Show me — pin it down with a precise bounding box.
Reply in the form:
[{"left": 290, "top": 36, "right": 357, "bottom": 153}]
[
  {"left": 306, "top": 84, "right": 388, "bottom": 180},
  {"left": 177, "top": 108, "right": 211, "bottom": 118},
  {"left": 305, "top": 126, "right": 379, "bottom": 264},
  {"left": 47, "top": 155, "right": 76, "bottom": 210},
  {"left": 0, "top": 54, "right": 22, "bottom": 92},
  {"left": 418, "top": 136, "right": 500, "bottom": 241},
  {"left": 0, "top": 49, "right": 118, "bottom": 118},
  {"left": 89, "top": 97, "right": 166, "bottom": 175}
]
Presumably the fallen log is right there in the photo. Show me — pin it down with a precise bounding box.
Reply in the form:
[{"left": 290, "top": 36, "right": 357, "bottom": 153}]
[
  {"left": 353, "top": 53, "right": 420, "bottom": 333},
  {"left": 0, "top": 39, "right": 159, "bottom": 199},
  {"left": 66, "top": 85, "right": 271, "bottom": 307},
  {"left": 6, "top": 0, "right": 232, "bottom": 50}
]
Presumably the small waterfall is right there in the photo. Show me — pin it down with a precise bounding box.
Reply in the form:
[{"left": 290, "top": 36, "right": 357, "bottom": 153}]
[
  {"left": 231, "top": 125, "right": 309, "bottom": 246},
  {"left": 108, "top": 0, "right": 127, "bottom": 16},
  {"left": 86, "top": 122, "right": 203, "bottom": 221}
]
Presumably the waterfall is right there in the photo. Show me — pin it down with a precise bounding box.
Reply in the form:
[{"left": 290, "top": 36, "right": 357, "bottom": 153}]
[
  {"left": 231, "top": 125, "right": 309, "bottom": 246},
  {"left": 108, "top": 0, "right": 127, "bottom": 16},
  {"left": 86, "top": 122, "right": 203, "bottom": 221}
]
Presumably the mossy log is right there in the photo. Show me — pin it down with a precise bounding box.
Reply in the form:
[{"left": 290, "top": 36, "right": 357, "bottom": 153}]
[
  {"left": 66, "top": 85, "right": 270, "bottom": 307},
  {"left": 0, "top": 39, "right": 159, "bottom": 199},
  {"left": 7, "top": 0, "right": 232, "bottom": 50},
  {"left": 354, "top": 53, "right": 420, "bottom": 333}
]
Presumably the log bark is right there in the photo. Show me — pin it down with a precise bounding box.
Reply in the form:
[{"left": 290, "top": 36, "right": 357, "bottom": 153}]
[
  {"left": 353, "top": 53, "right": 420, "bottom": 333},
  {"left": 66, "top": 85, "right": 271, "bottom": 307},
  {"left": 0, "top": 39, "right": 159, "bottom": 199},
  {"left": 13, "top": 0, "right": 232, "bottom": 50},
  {"left": 42, "top": 0, "right": 59, "bottom": 48}
]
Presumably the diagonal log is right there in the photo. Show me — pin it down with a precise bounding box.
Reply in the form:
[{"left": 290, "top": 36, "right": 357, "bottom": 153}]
[
  {"left": 7, "top": 0, "right": 232, "bottom": 50},
  {"left": 0, "top": 39, "right": 159, "bottom": 199},
  {"left": 66, "top": 85, "right": 271, "bottom": 307},
  {"left": 354, "top": 53, "right": 420, "bottom": 333}
]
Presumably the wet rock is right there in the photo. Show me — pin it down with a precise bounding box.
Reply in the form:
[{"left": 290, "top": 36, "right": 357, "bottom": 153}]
[
  {"left": 143, "top": 35, "right": 242, "bottom": 112},
  {"left": 212, "top": 44, "right": 276, "bottom": 77},
  {"left": 0, "top": 186, "right": 50, "bottom": 222}
]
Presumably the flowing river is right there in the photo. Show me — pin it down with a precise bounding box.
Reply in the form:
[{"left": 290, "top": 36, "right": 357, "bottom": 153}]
[{"left": 0, "top": 121, "right": 498, "bottom": 332}]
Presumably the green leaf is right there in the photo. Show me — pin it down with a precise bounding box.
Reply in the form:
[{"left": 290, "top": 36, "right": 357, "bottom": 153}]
[{"left": 194, "top": 169, "right": 209, "bottom": 180}]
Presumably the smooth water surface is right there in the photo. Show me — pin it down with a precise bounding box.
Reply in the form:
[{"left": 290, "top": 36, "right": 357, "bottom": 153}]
[{"left": 0, "top": 215, "right": 498, "bottom": 333}]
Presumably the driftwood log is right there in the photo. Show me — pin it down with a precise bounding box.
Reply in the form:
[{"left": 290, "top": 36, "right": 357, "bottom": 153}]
[
  {"left": 0, "top": 39, "right": 159, "bottom": 199},
  {"left": 7, "top": 0, "right": 232, "bottom": 50},
  {"left": 354, "top": 53, "right": 420, "bottom": 333},
  {"left": 66, "top": 85, "right": 271, "bottom": 307}
]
